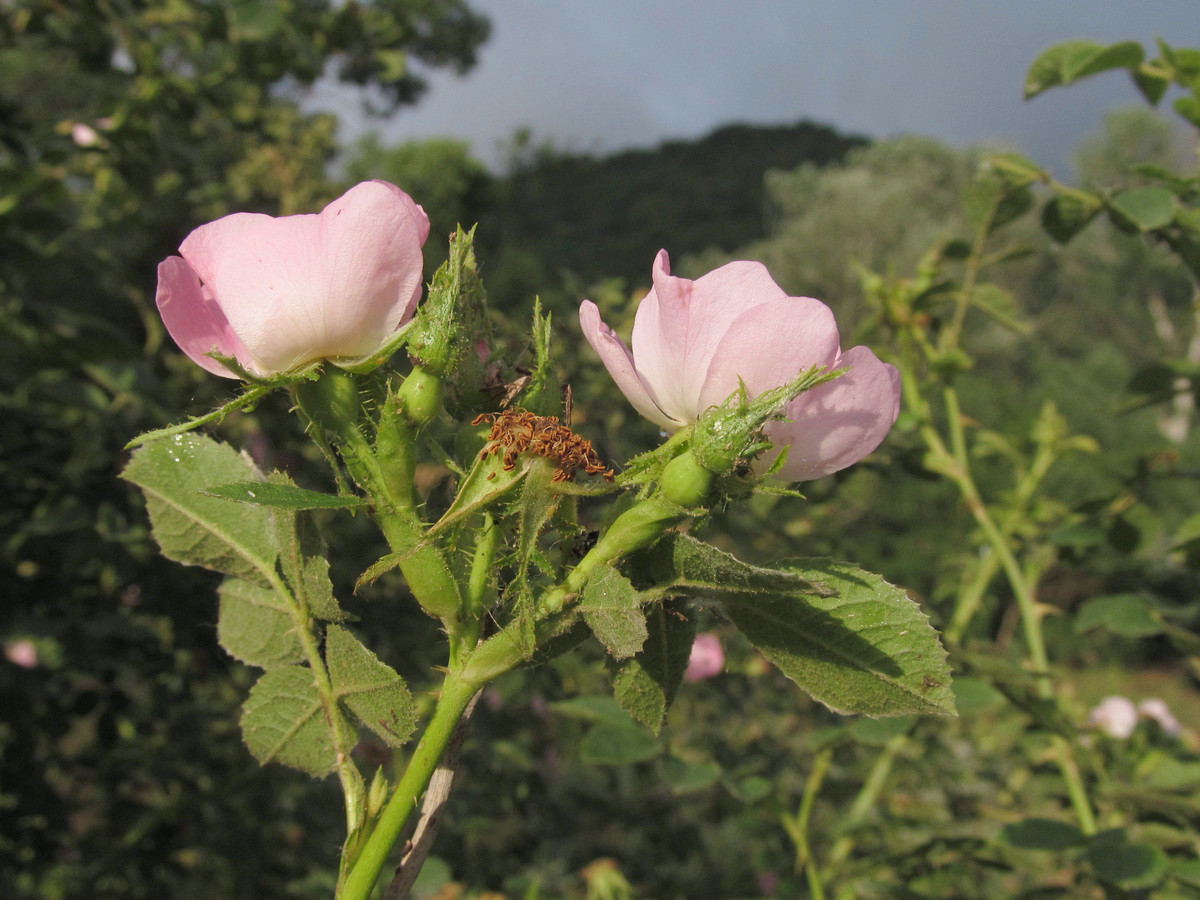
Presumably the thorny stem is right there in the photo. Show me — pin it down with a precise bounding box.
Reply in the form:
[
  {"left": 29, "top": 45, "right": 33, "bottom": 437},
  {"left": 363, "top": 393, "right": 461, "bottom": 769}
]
[
  {"left": 338, "top": 668, "right": 486, "bottom": 900},
  {"left": 382, "top": 691, "right": 482, "bottom": 900}
]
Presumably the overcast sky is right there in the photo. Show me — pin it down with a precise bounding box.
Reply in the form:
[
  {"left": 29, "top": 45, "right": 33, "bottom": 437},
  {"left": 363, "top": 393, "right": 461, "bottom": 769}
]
[{"left": 312, "top": 2, "right": 1200, "bottom": 179}]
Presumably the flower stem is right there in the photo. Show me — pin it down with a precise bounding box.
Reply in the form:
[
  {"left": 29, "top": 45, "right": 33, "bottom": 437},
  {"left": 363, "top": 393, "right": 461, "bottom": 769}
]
[{"left": 337, "top": 669, "right": 484, "bottom": 900}]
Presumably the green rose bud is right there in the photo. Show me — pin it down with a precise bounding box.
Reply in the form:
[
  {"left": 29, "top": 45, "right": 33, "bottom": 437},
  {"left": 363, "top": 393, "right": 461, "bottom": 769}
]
[{"left": 659, "top": 449, "right": 714, "bottom": 507}]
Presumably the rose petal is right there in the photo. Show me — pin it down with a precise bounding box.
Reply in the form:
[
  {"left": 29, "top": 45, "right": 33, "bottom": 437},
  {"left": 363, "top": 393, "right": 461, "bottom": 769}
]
[
  {"left": 155, "top": 256, "right": 257, "bottom": 378},
  {"left": 183, "top": 182, "right": 430, "bottom": 374},
  {"left": 696, "top": 295, "right": 841, "bottom": 415},
  {"left": 579, "top": 300, "right": 676, "bottom": 429},
  {"left": 767, "top": 345, "right": 901, "bottom": 481},
  {"left": 632, "top": 251, "right": 790, "bottom": 422}
]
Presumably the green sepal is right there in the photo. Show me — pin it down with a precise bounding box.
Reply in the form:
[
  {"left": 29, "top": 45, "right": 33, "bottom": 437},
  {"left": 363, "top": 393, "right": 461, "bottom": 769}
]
[
  {"left": 691, "top": 366, "right": 840, "bottom": 475},
  {"left": 124, "top": 383, "right": 275, "bottom": 450},
  {"left": 405, "top": 226, "right": 492, "bottom": 417},
  {"left": 513, "top": 297, "right": 564, "bottom": 417}
]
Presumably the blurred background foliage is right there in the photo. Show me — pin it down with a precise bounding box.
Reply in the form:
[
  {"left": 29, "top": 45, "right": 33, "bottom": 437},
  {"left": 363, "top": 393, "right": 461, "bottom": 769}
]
[{"left": 3, "top": 2, "right": 1200, "bottom": 898}]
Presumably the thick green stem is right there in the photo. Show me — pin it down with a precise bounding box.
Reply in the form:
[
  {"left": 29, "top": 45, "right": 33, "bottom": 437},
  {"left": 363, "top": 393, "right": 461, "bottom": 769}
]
[{"left": 338, "top": 670, "right": 483, "bottom": 900}]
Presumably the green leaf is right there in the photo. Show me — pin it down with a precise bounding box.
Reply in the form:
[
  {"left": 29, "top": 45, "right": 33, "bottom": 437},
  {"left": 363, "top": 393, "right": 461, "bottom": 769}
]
[
  {"left": 122, "top": 433, "right": 278, "bottom": 586},
  {"left": 1063, "top": 41, "right": 1144, "bottom": 83},
  {"left": 271, "top": 474, "right": 343, "bottom": 622},
  {"left": 661, "top": 755, "right": 722, "bottom": 794},
  {"left": 662, "top": 536, "right": 955, "bottom": 717},
  {"left": 580, "top": 564, "right": 649, "bottom": 659},
  {"left": 1174, "top": 95, "right": 1200, "bottom": 129},
  {"left": 1074, "top": 594, "right": 1162, "bottom": 638},
  {"left": 1042, "top": 191, "right": 1102, "bottom": 243},
  {"left": 1109, "top": 187, "right": 1176, "bottom": 231},
  {"left": 1133, "top": 69, "right": 1171, "bottom": 106},
  {"left": 580, "top": 722, "right": 661, "bottom": 766},
  {"left": 1024, "top": 40, "right": 1144, "bottom": 99},
  {"left": 325, "top": 625, "right": 416, "bottom": 748},
  {"left": 1000, "top": 818, "right": 1086, "bottom": 850},
  {"left": 1087, "top": 829, "right": 1168, "bottom": 890},
  {"left": 217, "top": 577, "right": 304, "bottom": 668},
  {"left": 549, "top": 694, "right": 634, "bottom": 726},
  {"left": 204, "top": 481, "right": 367, "bottom": 510},
  {"left": 610, "top": 598, "right": 696, "bottom": 734},
  {"left": 240, "top": 667, "right": 349, "bottom": 776}
]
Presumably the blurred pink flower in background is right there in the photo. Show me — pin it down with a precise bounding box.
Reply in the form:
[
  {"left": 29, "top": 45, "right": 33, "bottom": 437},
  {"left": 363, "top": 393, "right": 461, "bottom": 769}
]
[
  {"left": 156, "top": 180, "right": 429, "bottom": 378},
  {"left": 1138, "top": 698, "right": 1183, "bottom": 737},
  {"left": 1088, "top": 695, "right": 1184, "bottom": 739},
  {"left": 1089, "top": 696, "right": 1140, "bottom": 739},
  {"left": 580, "top": 250, "right": 900, "bottom": 481},
  {"left": 685, "top": 632, "right": 725, "bottom": 682},
  {"left": 71, "top": 123, "right": 101, "bottom": 147},
  {"left": 5, "top": 639, "right": 38, "bottom": 669}
]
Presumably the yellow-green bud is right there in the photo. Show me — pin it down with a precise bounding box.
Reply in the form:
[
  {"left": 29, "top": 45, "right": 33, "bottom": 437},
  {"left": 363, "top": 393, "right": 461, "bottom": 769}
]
[
  {"left": 398, "top": 366, "right": 443, "bottom": 426},
  {"left": 659, "top": 450, "right": 713, "bottom": 507}
]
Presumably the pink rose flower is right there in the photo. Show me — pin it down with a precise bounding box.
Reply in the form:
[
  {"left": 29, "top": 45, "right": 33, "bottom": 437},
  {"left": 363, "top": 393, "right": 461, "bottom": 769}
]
[
  {"left": 1089, "top": 696, "right": 1139, "bottom": 739},
  {"left": 156, "top": 181, "right": 430, "bottom": 378},
  {"left": 579, "top": 251, "right": 900, "bottom": 481},
  {"left": 685, "top": 632, "right": 725, "bottom": 682}
]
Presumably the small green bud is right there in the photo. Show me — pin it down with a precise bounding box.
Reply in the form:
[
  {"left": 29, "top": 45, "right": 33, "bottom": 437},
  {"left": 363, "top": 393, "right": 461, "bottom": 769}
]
[
  {"left": 398, "top": 366, "right": 443, "bottom": 426},
  {"left": 294, "top": 367, "right": 361, "bottom": 434},
  {"left": 659, "top": 450, "right": 713, "bottom": 507}
]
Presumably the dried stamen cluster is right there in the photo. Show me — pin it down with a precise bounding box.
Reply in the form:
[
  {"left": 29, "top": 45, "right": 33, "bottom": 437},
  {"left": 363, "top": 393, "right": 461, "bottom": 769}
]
[{"left": 473, "top": 408, "right": 614, "bottom": 482}]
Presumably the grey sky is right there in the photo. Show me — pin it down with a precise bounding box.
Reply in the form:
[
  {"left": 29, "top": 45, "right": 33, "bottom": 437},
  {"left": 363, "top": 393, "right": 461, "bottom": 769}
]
[{"left": 311, "top": 2, "right": 1200, "bottom": 178}]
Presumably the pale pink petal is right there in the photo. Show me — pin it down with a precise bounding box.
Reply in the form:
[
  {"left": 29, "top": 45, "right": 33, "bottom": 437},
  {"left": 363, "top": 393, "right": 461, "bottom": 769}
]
[
  {"left": 685, "top": 633, "right": 725, "bottom": 681},
  {"left": 155, "top": 256, "right": 257, "bottom": 378},
  {"left": 182, "top": 182, "right": 429, "bottom": 374},
  {"left": 1090, "top": 696, "right": 1138, "bottom": 739},
  {"left": 696, "top": 295, "right": 841, "bottom": 415},
  {"left": 632, "top": 251, "right": 789, "bottom": 422},
  {"left": 766, "top": 345, "right": 900, "bottom": 481},
  {"left": 579, "top": 300, "right": 677, "bottom": 429}
]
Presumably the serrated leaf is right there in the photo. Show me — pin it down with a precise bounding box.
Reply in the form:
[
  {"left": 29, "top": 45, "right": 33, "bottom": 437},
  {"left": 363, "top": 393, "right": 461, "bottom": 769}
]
[
  {"left": 204, "top": 481, "right": 367, "bottom": 510},
  {"left": 217, "top": 577, "right": 304, "bottom": 668},
  {"left": 240, "top": 667, "right": 348, "bottom": 776},
  {"left": 611, "top": 598, "right": 696, "bottom": 734},
  {"left": 661, "top": 536, "right": 954, "bottom": 717},
  {"left": 1109, "top": 187, "right": 1176, "bottom": 231},
  {"left": 271, "top": 473, "right": 343, "bottom": 622},
  {"left": 580, "top": 564, "right": 649, "bottom": 659},
  {"left": 122, "top": 433, "right": 278, "bottom": 586},
  {"left": 325, "top": 625, "right": 416, "bottom": 748},
  {"left": 1025, "top": 41, "right": 1092, "bottom": 98}
]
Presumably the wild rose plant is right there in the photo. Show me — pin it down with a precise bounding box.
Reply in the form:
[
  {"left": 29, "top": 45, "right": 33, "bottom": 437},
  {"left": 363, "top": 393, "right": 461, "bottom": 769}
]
[{"left": 124, "top": 181, "right": 952, "bottom": 899}]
